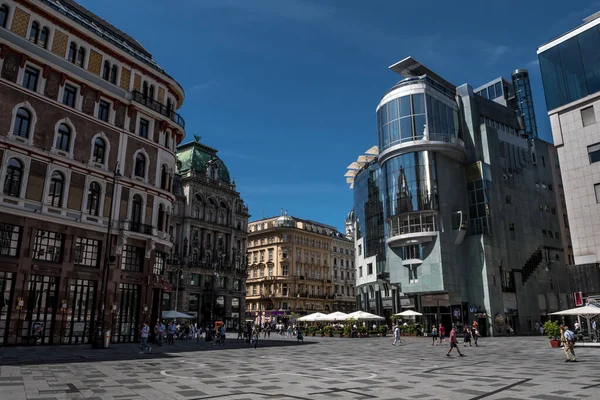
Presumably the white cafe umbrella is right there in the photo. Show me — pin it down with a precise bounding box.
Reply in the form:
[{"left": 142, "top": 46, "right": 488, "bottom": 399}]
[
  {"left": 162, "top": 310, "right": 195, "bottom": 319},
  {"left": 315, "top": 311, "right": 348, "bottom": 321},
  {"left": 394, "top": 310, "right": 423, "bottom": 317},
  {"left": 346, "top": 310, "right": 385, "bottom": 321},
  {"left": 550, "top": 304, "right": 600, "bottom": 346},
  {"left": 298, "top": 312, "right": 327, "bottom": 322}
]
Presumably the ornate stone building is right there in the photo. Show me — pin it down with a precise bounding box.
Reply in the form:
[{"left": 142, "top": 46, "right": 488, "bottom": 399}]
[
  {"left": 246, "top": 213, "right": 349, "bottom": 323},
  {"left": 166, "top": 139, "right": 249, "bottom": 329},
  {"left": 0, "top": 0, "right": 184, "bottom": 345},
  {"left": 332, "top": 233, "right": 356, "bottom": 313}
]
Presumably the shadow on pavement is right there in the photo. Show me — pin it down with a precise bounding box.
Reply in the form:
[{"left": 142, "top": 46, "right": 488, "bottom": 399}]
[{"left": 0, "top": 339, "right": 318, "bottom": 366}]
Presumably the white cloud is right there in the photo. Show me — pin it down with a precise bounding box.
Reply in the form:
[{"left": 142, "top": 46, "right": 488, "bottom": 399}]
[
  {"left": 485, "top": 44, "right": 509, "bottom": 66},
  {"left": 190, "top": 80, "right": 219, "bottom": 92}
]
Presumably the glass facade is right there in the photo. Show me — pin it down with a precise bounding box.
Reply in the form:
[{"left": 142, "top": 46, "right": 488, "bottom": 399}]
[
  {"left": 353, "top": 162, "right": 386, "bottom": 271},
  {"left": 377, "top": 93, "right": 460, "bottom": 151},
  {"left": 511, "top": 70, "right": 538, "bottom": 138},
  {"left": 539, "top": 25, "right": 600, "bottom": 110}
]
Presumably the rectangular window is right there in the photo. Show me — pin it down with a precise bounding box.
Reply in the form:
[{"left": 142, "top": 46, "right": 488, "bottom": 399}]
[
  {"left": 122, "top": 245, "right": 143, "bottom": 272},
  {"left": 358, "top": 244, "right": 362, "bottom": 256},
  {"left": 139, "top": 118, "right": 149, "bottom": 138},
  {"left": 367, "top": 263, "right": 373, "bottom": 275},
  {"left": 282, "top": 266, "right": 288, "bottom": 276},
  {"left": 588, "top": 143, "right": 600, "bottom": 163},
  {"left": 595, "top": 183, "right": 600, "bottom": 204},
  {"left": 582, "top": 106, "right": 596, "bottom": 127},
  {"left": 22, "top": 66, "right": 39, "bottom": 91},
  {"left": 268, "top": 248, "right": 273, "bottom": 261},
  {"left": 0, "top": 224, "right": 22, "bottom": 257},
  {"left": 32, "top": 230, "right": 63, "bottom": 262},
  {"left": 98, "top": 100, "right": 110, "bottom": 122},
  {"left": 154, "top": 251, "right": 166, "bottom": 275},
  {"left": 509, "top": 222, "right": 515, "bottom": 232},
  {"left": 74, "top": 237, "right": 101, "bottom": 267},
  {"left": 62, "top": 84, "right": 77, "bottom": 108}
]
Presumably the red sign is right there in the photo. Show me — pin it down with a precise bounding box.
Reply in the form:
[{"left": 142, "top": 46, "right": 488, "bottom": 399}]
[{"left": 574, "top": 292, "right": 583, "bottom": 306}]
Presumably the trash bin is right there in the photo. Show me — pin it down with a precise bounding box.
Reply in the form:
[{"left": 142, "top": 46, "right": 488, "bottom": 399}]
[{"left": 103, "top": 330, "right": 111, "bottom": 348}]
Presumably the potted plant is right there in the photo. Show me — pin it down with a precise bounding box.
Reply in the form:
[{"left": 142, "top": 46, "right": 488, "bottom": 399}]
[
  {"left": 358, "top": 326, "right": 368, "bottom": 337},
  {"left": 378, "top": 325, "right": 388, "bottom": 337},
  {"left": 343, "top": 325, "right": 351, "bottom": 338},
  {"left": 544, "top": 320, "right": 561, "bottom": 348},
  {"left": 323, "top": 326, "right": 333, "bottom": 337}
]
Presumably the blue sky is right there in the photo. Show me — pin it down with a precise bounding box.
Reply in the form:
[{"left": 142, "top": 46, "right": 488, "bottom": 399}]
[{"left": 81, "top": 0, "right": 599, "bottom": 231}]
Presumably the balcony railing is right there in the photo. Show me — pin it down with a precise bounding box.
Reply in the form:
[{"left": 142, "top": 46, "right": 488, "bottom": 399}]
[
  {"left": 122, "top": 220, "right": 155, "bottom": 235},
  {"left": 388, "top": 211, "right": 437, "bottom": 237},
  {"left": 382, "top": 132, "right": 465, "bottom": 152},
  {"left": 132, "top": 91, "right": 185, "bottom": 129}
]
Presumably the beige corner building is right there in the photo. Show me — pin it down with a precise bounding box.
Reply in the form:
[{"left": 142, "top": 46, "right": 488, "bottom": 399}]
[{"left": 246, "top": 213, "right": 355, "bottom": 323}]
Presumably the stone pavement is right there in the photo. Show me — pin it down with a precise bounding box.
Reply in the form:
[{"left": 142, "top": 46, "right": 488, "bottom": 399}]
[{"left": 0, "top": 334, "right": 599, "bottom": 400}]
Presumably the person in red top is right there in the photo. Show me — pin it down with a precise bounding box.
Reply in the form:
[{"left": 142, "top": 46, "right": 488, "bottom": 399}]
[
  {"left": 471, "top": 321, "right": 480, "bottom": 347},
  {"left": 438, "top": 324, "right": 446, "bottom": 346},
  {"left": 447, "top": 325, "right": 465, "bottom": 357}
]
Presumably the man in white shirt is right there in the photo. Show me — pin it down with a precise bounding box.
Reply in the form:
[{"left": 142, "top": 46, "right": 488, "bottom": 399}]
[{"left": 140, "top": 321, "right": 151, "bottom": 354}]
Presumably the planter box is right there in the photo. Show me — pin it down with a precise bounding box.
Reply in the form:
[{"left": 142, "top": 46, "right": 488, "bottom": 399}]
[{"left": 550, "top": 339, "right": 561, "bottom": 348}]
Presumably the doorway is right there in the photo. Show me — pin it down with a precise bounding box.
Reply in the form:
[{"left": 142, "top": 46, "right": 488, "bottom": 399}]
[
  {"left": 22, "top": 275, "right": 59, "bottom": 345},
  {"left": 0, "top": 271, "right": 15, "bottom": 346},
  {"left": 62, "top": 279, "right": 96, "bottom": 344},
  {"left": 113, "top": 283, "right": 140, "bottom": 343}
]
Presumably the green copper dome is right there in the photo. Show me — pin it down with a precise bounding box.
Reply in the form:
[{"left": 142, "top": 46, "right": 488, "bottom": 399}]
[{"left": 176, "top": 140, "right": 231, "bottom": 183}]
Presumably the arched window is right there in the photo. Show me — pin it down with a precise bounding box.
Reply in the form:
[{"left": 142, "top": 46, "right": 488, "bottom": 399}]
[
  {"left": 218, "top": 213, "right": 224, "bottom": 225},
  {"left": 194, "top": 207, "right": 200, "bottom": 218},
  {"left": 160, "top": 165, "right": 167, "bottom": 190},
  {"left": 92, "top": 137, "right": 106, "bottom": 163},
  {"left": 149, "top": 85, "right": 155, "bottom": 100},
  {"left": 131, "top": 194, "right": 142, "bottom": 225},
  {"left": 110, "top": 65, "right": 118, "bottom": 84},
  {"left": 3, "top": 158, "right": 23, "bottom": 197},
  {"left": 0, "top": 5, "right": 8, "bottom": 28},
  {"left": 142, "top": 81, "right": 149, "bottom": 98},
  {"left": 87, "top": 181, "right": 101, "bottom": 216},
  {"left": 39, "top": 27, "right": 49, "bottom": 49},
  {"left": 207, "top": 210, "right": 213, "bottom": 222},
  {"left": 102, "top": 60, "right": 110, "bottom": 81},
  {"left": 158, "top": 204, "right": 165, "bottom": 232},
  {"left": 76, "top": 46, "right": 86, "bottom": 67},
  {"left": 134, "top": 153, "right": 146, "bottom": 178},
  {"left": 56, "top": 123, "right": 71, "bottom": 152},
  {"left": 13, "top": 108, "right": 31, "bottom": 138},
  {"left": 29, "top": 21, "right": 40, "bottom": 43},
  {"left": 68, "top": 42, "right": 77, "bottom": 63},
  {"left": 48, "top": 171, "right": 65, "bottom": 207}
]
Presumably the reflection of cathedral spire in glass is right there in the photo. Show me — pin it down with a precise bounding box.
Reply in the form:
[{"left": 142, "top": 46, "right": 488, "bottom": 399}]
[{"left": 397, "top": 167, "right": 413, "bottom": 214}]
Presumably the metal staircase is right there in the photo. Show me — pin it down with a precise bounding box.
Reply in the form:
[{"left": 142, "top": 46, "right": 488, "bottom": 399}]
[{"left": 521, "top": 247, "right": 543, "bottom": 284}]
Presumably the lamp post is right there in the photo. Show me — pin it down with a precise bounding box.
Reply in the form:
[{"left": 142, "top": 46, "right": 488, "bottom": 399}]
[
  {"left": 174, "top": 267, "right": 184, "bottom": 312},
  {"left": 93, "top": 162, "right": 121, "bottom": 349}
]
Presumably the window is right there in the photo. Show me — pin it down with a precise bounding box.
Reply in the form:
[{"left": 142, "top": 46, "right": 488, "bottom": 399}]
[
  {"left": 0, "top": 224, "right": 22, "bottom": 257},
  {"left": 47, "top": 171, "right": 65, "bottom": 207},
  {"left": 160, "top": 165, "right": 167, "bottom": 190},
  {"left": 367, "top": 263, "right": 373, "bottom": 275},
  {"left": 408, "top": 265, "right": 418, "bottom": 283},
  {"left": 505, "top": 195, "right": 511, "bottom": 204},
  {"left": 86, "top": 182, "right": 101, "bottom": 216},
  {"left": 358, "top": 244, "right": 362, "bottom": 256},
  {"left": 164, "top": 131, "right": 170, "bottom": 149},
  {"left": 62, "top": 84, "right": 77, "bottom": 108},
  {"left": 282, "top": 265, "right": 288, "bottom": 276},
  {"left": 157, "top": 204, "right": 165, "bottom": 231},
  {"left": 0, "top": 5, "right": 8, "bottom": 28},
  {"left": 110, "top": 65, "right": 118, "bottom": 84},
  {"left": 55, "top": 123, "right": 71, "bottom": 152},
  {"left": 76, "top": 46, "right": 85, "bottom": 67},
  {"left": 138, "top": 118, "right": 149, "bottom": 138},
  {"left": 13, "top": 108, "right": 31, "bottom": 137},
  {"left": 74, "top": 237, "right": 101, "bottom": 267},
  {"left": 68, "top": 43, "right": 77, "bottom": 63},
  {"left": 22, "top": 66, "right": 39, "bottom": 91},
  {"left": 154, "top": 251, "right": 166, "bottom": 275},
  {"left": 509, "top": 222, "right": 515, "bottom": 231},
  {"left": 134, "top": 153, "right": 146, "bottom": 178},
  {"left": 32, "top": 230, "right": 63, "bottom": 262},
  {"left": 121, "top": 245, "right": 143, "bottom": 272},
  {"left": 588, "top": 143, "right": 600, "bottom": 164},
  {"left": 595, "top": 183, "right": 600, "bottom": 204},
  {"left": 39, "top": 27, "right": 48, "bottom": 48},
  {"left": 29, "top": 21, "right": 40, "bottom": 43},
  {"left": 582, "top": 106, "right": 596, "bottom": 127},
  {"left": 93, "top": 137, "right": 106, "bottom": 164},
  {"left": 97, "top": 100, "right": 110, "bottom": 122},
  {"left": 3, "top": 158, "right": 23, "bottom": 197},
  {"left": 131, "top": 194, "right": 143, "bottom": 224}
]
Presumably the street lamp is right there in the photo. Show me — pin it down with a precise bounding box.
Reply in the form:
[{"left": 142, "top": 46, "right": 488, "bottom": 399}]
[
  {"left": 174, "top": 267, "right": 184, "bottom": 312},
  {"left": 92, "top": 162, "right": 121, "bottom": 349}
]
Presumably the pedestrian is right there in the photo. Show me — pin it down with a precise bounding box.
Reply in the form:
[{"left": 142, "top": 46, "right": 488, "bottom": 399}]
[
  {"left": 446, "top": 326, "right": 465, "bottom": 357},
  {"left": 237, "top": 327, "right": 244, "bottom": 341},
  {"left": 561, "top": 325, "right": 577, "bottom": 362},
  {"left": 252, "top": 326, "right": 259, "bottom": 349},
  {"left": 431, "top": 325, "right": 438, "bottom": 345},
  {"left": 463, "top": 327, "right": 472, "bottom": 347},
  {"left": 157, "top": 320, "right": 166, "bottom": 346},
  {"left": 297, "top": 327, "right": 304, "bottom": 343},
  {"left": 167, "top": 321, "right": 175, "bottom": 345},
  {"left": 139, "top": 321, "right": 151, "bottom": 354},
  {"left": 219, "top": 324, "right": 226, "bottom": 346},
  {"left": 439, "top": 324, "right": 446, "bottom": 345},
  {"left": 287, "top": 325, "right": 293, "bottom": 338},
  {"left": 471, "top": 322, "right": 479, "bottom": 347},
  {"left": 392, "top": 324, "right": 402, "bottom": 346}
]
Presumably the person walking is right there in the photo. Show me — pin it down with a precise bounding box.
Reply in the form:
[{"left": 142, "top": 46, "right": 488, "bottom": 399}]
[
  {"left": 219, "top": 324, "right": 226, "bottom": 346},
  {"left": 471, "top": 322, "right": 479, "bottom": 347},
  {"left": 446, "top": 326, "right": 465, "bottom": 357},
  {"left": 439, "top": 324, "right": 446, "bottom": 346},
  {"left": 431, "top": 325, "right": 438, "bottom": 345},
  {"left": 167, "top": 321, "right": 176, "bottom": 345},
  {"left": 561, "top": 325, "right": 577, "bottom": 362},
  {"left": 157, "top": 320, "right": 166, "bottom": 346},
  {"left": 252, "top": 325, "right": 259, "bottom": 349},
  {"left": 139, "top": 321, "right": 151, "bottom": 354},
  {"left": 463, "top": 327, "right": 472, "bottom": 347},
  {"left": 392, "top": 324, "right": 402, "bottom": 346}
]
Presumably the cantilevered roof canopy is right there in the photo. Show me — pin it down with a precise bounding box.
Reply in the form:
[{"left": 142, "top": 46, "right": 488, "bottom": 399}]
[
  {"left": 365, "top": 146, "right": 379, "bottom": 155},
  {"left": 389, "top": 56, "right": 456, "bottom": 92}
]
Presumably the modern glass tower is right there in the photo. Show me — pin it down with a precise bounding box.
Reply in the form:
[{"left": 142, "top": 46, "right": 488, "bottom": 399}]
[{"left": 511, "top": 69, "right": 538, "bottom": 139}]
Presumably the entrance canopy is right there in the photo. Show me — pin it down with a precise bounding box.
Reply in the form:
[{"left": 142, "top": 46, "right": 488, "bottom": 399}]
[
  {"left": 346, "top": 310, "right": 385, "bottom": 321},
  {"left": 162, "top": 310, "right": 195, "bottom": 319},
  {"left": 550, "top": 305, "right": 600, "bottom": 318}
]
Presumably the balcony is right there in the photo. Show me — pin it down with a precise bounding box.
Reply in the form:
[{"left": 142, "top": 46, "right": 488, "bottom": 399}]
[
  {"left": 132, "top": 91, "right": 186, "bottom": 129},
  {"left": 386, "top": 211, "right": 438, "bottom": 247},
  {"left": 379, "top": 132, "right": 466, "bottom": 164}
]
